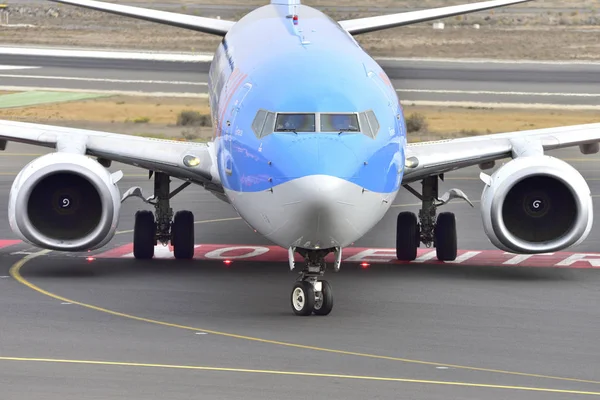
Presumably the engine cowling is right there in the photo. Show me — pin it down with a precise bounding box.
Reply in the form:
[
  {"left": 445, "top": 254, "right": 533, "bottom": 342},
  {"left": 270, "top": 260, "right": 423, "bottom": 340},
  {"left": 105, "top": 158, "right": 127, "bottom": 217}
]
[
  {"left": 481, "top": 156, "right": 593, "bottom": 254},
  {"left": 9, "top": 152, "right": 122, "bottom": 251}
]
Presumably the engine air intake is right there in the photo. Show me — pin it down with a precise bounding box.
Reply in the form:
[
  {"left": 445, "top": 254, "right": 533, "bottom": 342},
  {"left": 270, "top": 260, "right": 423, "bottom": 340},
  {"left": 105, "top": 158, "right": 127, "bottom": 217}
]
[
  {"left": 27, "top": 172, "right": 103, "bottom": 241},
  {"left": 502, "top": 176, "right": 576, "bottom": 243}
]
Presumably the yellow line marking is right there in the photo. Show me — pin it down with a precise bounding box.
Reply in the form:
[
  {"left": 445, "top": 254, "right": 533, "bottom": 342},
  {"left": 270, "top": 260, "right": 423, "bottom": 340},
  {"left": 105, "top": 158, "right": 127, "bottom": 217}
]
[
  {"left": 10, "top": 250, "right": 600, "bottom": 387},
  {"left": 1, "top": 356, "right": 599, "bottom": 396}
]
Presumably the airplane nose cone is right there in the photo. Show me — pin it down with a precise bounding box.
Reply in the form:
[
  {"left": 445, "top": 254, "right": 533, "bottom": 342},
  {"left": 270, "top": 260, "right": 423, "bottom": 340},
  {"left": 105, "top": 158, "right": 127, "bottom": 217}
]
[{"left": 269, "top": 174, "right": 391, "bottom": 249}]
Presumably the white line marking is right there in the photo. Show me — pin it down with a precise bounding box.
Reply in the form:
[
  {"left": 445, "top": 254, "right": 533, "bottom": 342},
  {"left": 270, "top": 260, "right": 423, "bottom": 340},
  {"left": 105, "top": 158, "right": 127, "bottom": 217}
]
[
  {"left": 10, "top": 251, "right": 34, "bottom": 255},
  {"left": 0, "top": 74, "right": 206, "bottom": 86},
  {"left": 0, "top": 65, "right": 40, "bottom": 71},
  {"left": 436, "top": 366, "right": 449, "bottom": 370},
  {"left": 376, "top": 56, "right": 600, "bottom": 65},
  {"left": 0, "top": 86, "right": 207, "bottom": 98},
  {"left": 61, "top": 302, "right": 72, "bottom": 305},
  {"left": 0, "top": 46, "right": 212, "bottom": 62},
  {"left": 195, "top": 332, "right": 208, "bottom": 335},
  {"left": 0, "top": 276, "right": 9, "bottom": 279},
  {"left": 397, "top": 88, "right": 600, "bottom": 98},
  {"left": 400, "top": 100, "right": 600, "bottom": 110},
  {"left": 4, "top": 46, "right": 600, "bottom": 66}
]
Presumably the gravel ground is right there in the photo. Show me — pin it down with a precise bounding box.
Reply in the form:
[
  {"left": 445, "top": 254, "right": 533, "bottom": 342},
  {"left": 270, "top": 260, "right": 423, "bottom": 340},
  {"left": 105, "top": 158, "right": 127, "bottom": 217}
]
[{"left": 0, "top": 1, "right": 600, "bottom": 60}]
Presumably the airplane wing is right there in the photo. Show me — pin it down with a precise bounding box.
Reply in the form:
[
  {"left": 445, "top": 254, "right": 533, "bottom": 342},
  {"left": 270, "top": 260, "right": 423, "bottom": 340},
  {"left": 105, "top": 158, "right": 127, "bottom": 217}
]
[
  {"left": 47, "top": 0, "right": 235, "bottom": 36},
  {"left": 0, "top": 119, "right": 225, "bottom": 198},
  {"left": 339, "top": 0, "right": 532, "bottom": 35},
  {"left": 402, "top": 123, "right": 600, "bottom": 184}
]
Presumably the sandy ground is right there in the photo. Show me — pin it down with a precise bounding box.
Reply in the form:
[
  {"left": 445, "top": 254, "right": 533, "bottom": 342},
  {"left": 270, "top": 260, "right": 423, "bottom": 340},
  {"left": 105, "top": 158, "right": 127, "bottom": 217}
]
[
  {"left": 2, "top": 94, "right": 598, "bottom": 142},
  {"left": 1, "top": 1, "right": 600, "bottom": 60}
]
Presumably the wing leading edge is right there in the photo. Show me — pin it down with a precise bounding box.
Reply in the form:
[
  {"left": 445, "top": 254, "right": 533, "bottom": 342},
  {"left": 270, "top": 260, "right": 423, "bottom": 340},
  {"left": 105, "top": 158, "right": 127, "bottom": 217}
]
[
  {"left": 0, "top": 119, "right": 225, "bottom": 198},
  {"left": 48, "top": 0, "right": 235, "bottom": 36},
  {"left": 402, "top": 123, "right": 600, "bottom": 184},
  {"left": 339, "top": 0, "right": 532, "bottom": 35}
]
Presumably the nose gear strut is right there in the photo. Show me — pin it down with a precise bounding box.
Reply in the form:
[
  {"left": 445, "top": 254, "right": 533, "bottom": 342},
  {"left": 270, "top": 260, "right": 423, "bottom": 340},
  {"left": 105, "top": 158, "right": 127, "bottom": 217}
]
[{"left": 289, "top": 247, "right": 337, "bottom": 316}]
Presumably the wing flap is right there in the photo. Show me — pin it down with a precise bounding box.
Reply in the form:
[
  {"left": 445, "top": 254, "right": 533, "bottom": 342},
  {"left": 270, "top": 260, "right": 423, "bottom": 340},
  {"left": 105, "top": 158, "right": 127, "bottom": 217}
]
[
  {"left": 339, "top": 0, "right": 531, "bottom": 35},
  {"left": 403, "top": 123, "right": 600, "bottom": 183},
  {"left": 48, "top": 0, "right": 235, "bottom": 36}
]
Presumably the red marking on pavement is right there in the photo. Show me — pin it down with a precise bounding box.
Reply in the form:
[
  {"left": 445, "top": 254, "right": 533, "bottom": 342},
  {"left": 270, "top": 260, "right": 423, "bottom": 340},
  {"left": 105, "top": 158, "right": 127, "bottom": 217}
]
[
  {"left": 0, "top": 240, "right": 22, "bottom": 249},
  {"left": 90, "top": 244, "right": 600, "bottom": 269}
]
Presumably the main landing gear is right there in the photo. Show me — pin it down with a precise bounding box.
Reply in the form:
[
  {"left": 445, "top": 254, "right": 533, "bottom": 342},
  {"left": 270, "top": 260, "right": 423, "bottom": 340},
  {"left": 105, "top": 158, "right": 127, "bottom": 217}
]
[
  {"left": 122, "top": 171, "right": 195, "bottom": 260},
  {"left": 397, "top": 175, "right": 473, "bottom": 262},
  {"left": 289, "top": 248, "right": 340, "bottom": 316}
]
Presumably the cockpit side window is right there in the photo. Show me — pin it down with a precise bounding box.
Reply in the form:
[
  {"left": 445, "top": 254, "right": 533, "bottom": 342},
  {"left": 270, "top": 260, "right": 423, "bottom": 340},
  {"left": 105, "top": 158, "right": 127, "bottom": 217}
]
[
  {"left": 252, "top": 109, "right": 268, "bottom": 137},
  {"left": 252, "top": 109, "right": 276, "bottom": 138},
  {"left": 320, "top": 113, "right": 360, "bottom": 132},
  {"left": 364, "top": 110, "right": 380, "bottom": 138},
  {"left": 275, "top": 113, "right": 316, "bottom": 132}
]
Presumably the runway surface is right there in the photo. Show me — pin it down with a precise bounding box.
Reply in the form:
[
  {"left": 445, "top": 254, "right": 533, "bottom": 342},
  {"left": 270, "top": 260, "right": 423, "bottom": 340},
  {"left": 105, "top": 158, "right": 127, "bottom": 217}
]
[
  {"left": 3, "top": 52, "right": 600, "bottom": 107},
  {"left": 2, "top": 143, "right": 600, "bottom": 399}
]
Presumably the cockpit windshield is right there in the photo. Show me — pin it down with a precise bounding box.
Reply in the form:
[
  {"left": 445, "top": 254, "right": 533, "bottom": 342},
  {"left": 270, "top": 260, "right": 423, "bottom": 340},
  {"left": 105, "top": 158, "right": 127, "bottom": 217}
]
[
  {"left": 252, "top": 109, "right": 380, "bottom": 138},
  {"left": 320, "top": 114, "right": 360, "bottom": 132},
  {"left": 275, "top": 114, "right": 316, "bottom": 132}
]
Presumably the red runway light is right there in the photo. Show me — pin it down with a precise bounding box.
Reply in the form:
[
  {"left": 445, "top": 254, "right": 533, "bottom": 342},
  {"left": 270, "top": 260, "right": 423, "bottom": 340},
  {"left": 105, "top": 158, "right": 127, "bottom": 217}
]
[
  {"left": 223, "top": 260, "right": 233, "bottom": 265},
  {"left": 86, "top": 257, "right": 96, "bottom": 262},
  {"left": 360, "top": 262, "right": 370, "bottom": 269}
]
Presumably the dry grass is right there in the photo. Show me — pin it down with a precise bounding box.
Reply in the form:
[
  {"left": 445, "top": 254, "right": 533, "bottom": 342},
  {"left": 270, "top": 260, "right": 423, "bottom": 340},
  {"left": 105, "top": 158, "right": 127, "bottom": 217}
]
[
  {"left": 0, "top": 95, "right": 210, "bottom": 124},
  {"left": 404, "top": 105, "right": 600, "bottom": 137},
  {"left": 1, "top": 94, "right": 599, "bottom": 142}
]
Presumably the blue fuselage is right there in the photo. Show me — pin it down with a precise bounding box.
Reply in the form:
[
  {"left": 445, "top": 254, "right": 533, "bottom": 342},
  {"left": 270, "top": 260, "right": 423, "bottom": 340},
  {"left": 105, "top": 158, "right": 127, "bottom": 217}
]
[{"left": 208, "top": 3, "right": 406, "bottom": 251}]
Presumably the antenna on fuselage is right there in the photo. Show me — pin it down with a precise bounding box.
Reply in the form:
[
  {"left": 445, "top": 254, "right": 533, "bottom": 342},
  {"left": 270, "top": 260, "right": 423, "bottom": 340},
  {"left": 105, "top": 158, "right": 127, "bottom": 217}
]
[{"left": 273, "top": 0, "right": 301, "bottom": 22}]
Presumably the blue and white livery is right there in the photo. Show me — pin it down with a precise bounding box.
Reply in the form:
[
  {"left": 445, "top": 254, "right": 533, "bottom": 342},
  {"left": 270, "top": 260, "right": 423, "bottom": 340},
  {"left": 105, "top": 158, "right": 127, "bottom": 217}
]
[{"left": 1, "top": 0, "right": 600, "bottom": 316}]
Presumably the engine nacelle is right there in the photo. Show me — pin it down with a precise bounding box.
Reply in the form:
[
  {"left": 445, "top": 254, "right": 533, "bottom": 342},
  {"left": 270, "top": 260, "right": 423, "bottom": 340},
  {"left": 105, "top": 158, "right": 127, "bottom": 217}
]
[
  {"left": 9, "top": 152, "right": 122, "bottom": 251},
  {"left": 481, "top": 156, "right": 593, "bottom": 254}
]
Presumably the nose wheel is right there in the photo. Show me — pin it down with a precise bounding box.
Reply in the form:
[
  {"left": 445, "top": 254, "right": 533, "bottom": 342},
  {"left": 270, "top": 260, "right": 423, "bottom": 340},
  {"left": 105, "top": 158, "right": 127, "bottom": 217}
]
[{"left": 290, "top": 249, "right": 335, "bottom": 316}]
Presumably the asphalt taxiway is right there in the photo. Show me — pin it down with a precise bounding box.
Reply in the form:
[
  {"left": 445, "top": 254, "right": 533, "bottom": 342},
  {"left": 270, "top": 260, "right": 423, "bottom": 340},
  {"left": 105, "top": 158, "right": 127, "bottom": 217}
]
[
  {"left": 2, "top": 143, "right": 600, "bottom": 399},
  {"left": 3, "top": 52, "right": 600, "bottom": 106}
]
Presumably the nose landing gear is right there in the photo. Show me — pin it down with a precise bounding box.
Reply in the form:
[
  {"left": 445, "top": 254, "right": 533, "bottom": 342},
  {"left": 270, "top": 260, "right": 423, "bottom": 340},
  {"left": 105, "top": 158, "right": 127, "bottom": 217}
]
[{"left": 289, "top": 248, "right": 336, "bottom": 316}]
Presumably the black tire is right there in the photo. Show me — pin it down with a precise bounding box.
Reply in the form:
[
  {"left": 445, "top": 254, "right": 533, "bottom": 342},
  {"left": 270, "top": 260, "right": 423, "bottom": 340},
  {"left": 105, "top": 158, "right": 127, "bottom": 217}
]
[
  {"left": 435, "top": 212, "right": 457, "bottom": 261},
  {"left": 133, "top": 210, "right": 155, "bottom": 260},
  {"left": 291, "top": 281, "right": 315, "bottom": 316},
  {"left": 172, "top": 210, "right": 195, "bottom": 260},
  {"left": 313, "top": 280, "right": 333, "bottom": 316},
  {"left": 396, "top": 212, "right": 419, "bottom": 261}
]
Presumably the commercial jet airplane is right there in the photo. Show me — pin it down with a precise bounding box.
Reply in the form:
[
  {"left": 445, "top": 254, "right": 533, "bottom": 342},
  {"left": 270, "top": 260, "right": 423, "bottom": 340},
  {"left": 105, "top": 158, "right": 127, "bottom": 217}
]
[{"left": 1, "top": 0, "right": 599, "bottom": 316}]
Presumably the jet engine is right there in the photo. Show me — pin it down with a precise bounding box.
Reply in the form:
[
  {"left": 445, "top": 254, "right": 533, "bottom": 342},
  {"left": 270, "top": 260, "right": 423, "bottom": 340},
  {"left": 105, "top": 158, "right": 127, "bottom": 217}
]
[
  {"left": 8, "top": 152, "right": 122, "bottom": 251},
  {"left": 480, "top": 155, "right": 593, "bottom": 254}
]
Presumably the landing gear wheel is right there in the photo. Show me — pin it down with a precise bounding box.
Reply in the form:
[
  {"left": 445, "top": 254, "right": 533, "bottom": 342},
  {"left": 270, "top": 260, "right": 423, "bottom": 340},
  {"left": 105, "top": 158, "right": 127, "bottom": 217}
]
[
  {"left": 396, "top": 212, "right": 420, "bottom": 261},
  {"left": 291, "top": 281, "right": 315, "bottom": 316},
  {"left": 313, "top": 280, "right": 333, "bottom": 316},
  {"left": 133, "top": 210, "right": 155, "bottom": 260},
  {"left": 435, "top": 212, "right": 457, "bottom": 261},
  {"left": 172, "top": 210, "right": 195, "bottom": 260}
]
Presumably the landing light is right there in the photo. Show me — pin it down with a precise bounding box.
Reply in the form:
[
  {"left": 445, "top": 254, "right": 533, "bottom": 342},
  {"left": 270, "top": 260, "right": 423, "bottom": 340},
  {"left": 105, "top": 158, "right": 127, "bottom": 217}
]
[{"left": 183, "top": 155, "right": 201, "bottom": 167}]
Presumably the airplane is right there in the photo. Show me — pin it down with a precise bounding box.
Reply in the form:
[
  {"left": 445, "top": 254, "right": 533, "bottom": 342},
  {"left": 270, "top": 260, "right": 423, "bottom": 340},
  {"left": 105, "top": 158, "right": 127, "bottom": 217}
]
[{"left": 1, "top": 0, "right": 599, "bottom": 317}]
